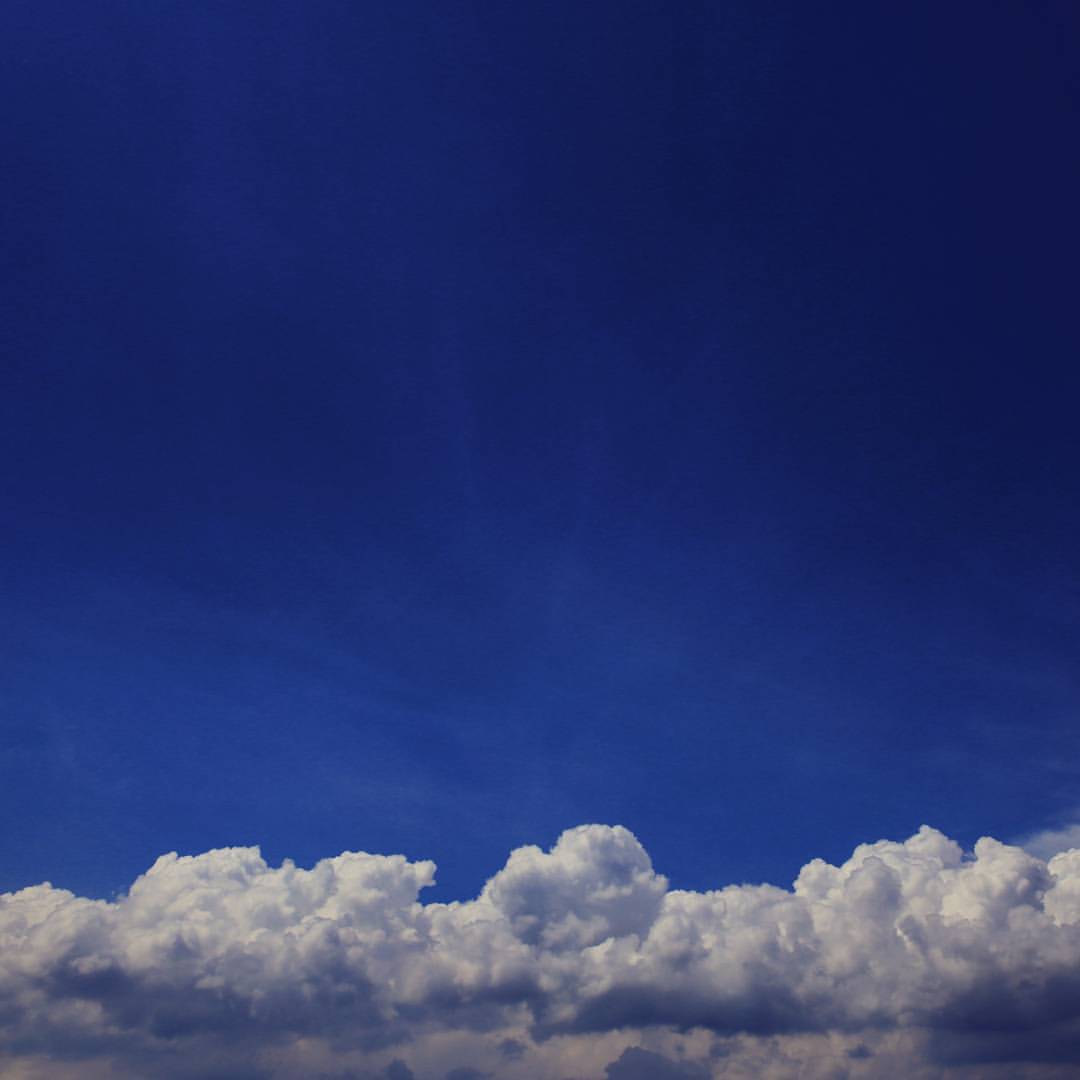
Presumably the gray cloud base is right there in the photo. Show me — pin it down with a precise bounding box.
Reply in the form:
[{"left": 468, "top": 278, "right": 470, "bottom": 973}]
[{"left": 5, "top": 824, "right": 1080, "bottom": 1077}]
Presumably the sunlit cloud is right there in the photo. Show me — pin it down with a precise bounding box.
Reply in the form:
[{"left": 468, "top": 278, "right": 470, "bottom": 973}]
[
  {"left": 1018, "top": 820, "right": 1080, "bottom": 862},
  {"left": 5, "top": 824, "right": 1080, "bottom": 1077}
]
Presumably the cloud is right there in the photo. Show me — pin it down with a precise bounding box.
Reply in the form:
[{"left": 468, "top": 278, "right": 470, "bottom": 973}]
[
  {"left": 498, "top": 1038, "right": 526, "bottom": 1060},
  {"left": 6, "top": 823, "right": 1080, "bottom": 1076},
  {"left": 604, "top": 1047, "right": 709, "bottom": 1078},
  {"left": 1019, "top": 821, "right": 1080, "bottom": 861}
]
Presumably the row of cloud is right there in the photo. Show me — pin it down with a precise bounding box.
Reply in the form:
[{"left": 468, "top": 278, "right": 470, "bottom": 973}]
[{"left": 5, "top": 823, "right": 1080, "bottom": 1077}]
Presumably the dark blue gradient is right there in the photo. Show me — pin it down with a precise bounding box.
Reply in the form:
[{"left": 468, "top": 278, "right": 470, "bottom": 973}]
[{"left": 2, "top": 2, "right": 1079, "bottom": 900}]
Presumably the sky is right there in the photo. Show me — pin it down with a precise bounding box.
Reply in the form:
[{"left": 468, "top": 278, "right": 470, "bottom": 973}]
[{"left": 2, "top": 2, "right": 1080, "bottom": 1077}]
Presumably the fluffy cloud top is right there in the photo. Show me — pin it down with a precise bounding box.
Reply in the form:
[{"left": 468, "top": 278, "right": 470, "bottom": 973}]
[
  {"left": 5, "top": 824, "right": 1080, "bottom": 1077},
  {"left": 1020, "top": 822, "right": 1080, "bottom": 862}
]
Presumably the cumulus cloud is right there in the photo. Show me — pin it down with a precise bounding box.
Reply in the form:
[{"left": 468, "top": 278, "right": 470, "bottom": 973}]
[
  {"left": 1019, "top": 821, "right": 1080, "bottom": 861},
  {"left": 5, "top": 823, "right": 1080, "bottom": 1077}
]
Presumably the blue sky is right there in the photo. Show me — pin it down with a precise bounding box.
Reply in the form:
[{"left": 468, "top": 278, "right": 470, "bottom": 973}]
[{"left": 3, "top": 0, "right": 1080, "bottom": 922}]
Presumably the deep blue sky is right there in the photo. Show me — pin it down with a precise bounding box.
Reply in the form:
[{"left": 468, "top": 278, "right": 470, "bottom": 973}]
[{"left": 3, "top": 1, "right": 1079, "bottom": 902}]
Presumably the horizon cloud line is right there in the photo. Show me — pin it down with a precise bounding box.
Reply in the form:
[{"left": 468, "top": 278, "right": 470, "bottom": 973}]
[{"left": 6, "top": 822, "right": 1080, "bottom": 1077}]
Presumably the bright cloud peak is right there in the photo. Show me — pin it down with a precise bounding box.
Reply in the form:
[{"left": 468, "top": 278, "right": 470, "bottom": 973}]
[{"left": 5, "top": 824, "right": 1080, "bottom": 1078}]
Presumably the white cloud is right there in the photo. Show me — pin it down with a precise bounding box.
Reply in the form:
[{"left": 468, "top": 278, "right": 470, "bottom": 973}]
[
  {"left": 6, "top": 824, "right": 1080, "bottom": 1076},
  {"left": 1018, "top": 821, "right": 1080, "bottom": 861}
]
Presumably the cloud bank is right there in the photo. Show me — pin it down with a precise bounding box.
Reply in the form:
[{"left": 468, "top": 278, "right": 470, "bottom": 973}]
[{"left": 5, "top": 824, "right": 1080, "bottom": 1077}]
